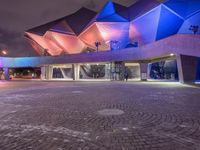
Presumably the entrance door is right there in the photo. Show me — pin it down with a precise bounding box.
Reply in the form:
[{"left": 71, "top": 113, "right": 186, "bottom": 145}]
[{"left": 110, "top": 62, "right": 125, "bottom": 81}]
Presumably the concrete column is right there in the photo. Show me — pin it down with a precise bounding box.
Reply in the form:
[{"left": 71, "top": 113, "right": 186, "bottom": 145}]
[
  {"left": 140, "top": 63, "right": 148, "bottom": 81},
  {"left": 4, "top": 67, "right": 10, "bottom": 80},
  {"left": 176, "top": 54, "right": 198, "bottom": 83},
  {"left": 105, "top": 64, "right": 110, "bottom": 80},
  {"left": 120, "top": 62, "right": 126, "bottom": 81},
  {"left": 73, "top": 64, "right": 79, "bottom": 81},
  {"left": 41, "top": 66, "right": 46, "bottom": 80},
  {"left": 46, "top": 65, "right": 53, "bottom": 80},
  {"left": 41, "top": 65, "right": 52, "bottom": 80}
]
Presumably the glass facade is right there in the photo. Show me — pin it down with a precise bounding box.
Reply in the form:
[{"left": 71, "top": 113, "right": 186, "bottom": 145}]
[
  {"left": 79, "top": 63, "right": 111, "bottom": 80},
  {"left": 52, "top": 64, "right": 73, "bottom": 80},
  {"left": 148, "top": 59, "right": 178, "bottom": 80},
  {"left": 125, "top": 63, "right": 140, "bottom": 80},
  {"left": 40, "top": 60, "right": 179, "bottom": 81}
]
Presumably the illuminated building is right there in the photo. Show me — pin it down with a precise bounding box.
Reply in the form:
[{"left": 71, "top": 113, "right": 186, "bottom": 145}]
[{"left": 1, "top": 0, "right": 200, "bottom": 83}]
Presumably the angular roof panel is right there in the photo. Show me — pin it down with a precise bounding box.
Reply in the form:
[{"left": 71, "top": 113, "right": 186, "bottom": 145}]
[
  {"left": 50, "top": 20, "right": 75, "bottom": 35},
  {"left": 27, "top": 20, "right": 62, "bottom": 36},
  {"left": 25, "top": 32, "right": 63, "bottom": 56},
  {"left": 178, "top": 11, "right": 200, "bottom": 34},
  {"left": 164, "top": 0, "right": 200, "bottom": 19},
  {"left": 96, "top": 0, "right": 116, "bottom": 20},
  {"left": 113, "top": 3, "right": 129, "bottom": 20},
  {"left": 64, "top": 7, "right": 97, "bottom": 35},
  {"left": 129, "top": 6, "right": 161, "bottom": 45},
  {"left": 95, "top": 1, "right": 129, "bottom": 22},
  {"left": 44, "top": 31, "right": 86, "bottom": 54},
  {"left": 156, "top": 5, "right": 184, "bottom": 40},
  {"left": 79, "top": 23, "right": 109, "bottom": 50},
  {"left": 129, "top": 0, "right": 161, "bottom": 21},
  {"left": 27, "top": 7, "right": 97, "bottom": 36}
]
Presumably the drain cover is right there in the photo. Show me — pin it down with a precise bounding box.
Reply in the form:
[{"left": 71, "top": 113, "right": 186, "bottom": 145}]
[
  {"left": 97, "top": 109, "right": 124, "bottom": 116},
  {"left": 72, "top": 91, "right": 83, "bottom": 94}
]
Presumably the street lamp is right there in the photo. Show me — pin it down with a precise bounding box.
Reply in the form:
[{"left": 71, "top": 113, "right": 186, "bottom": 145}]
[
  {"left": 189, "top": 25, "right": 199, "bottom": 34},
  {"left": 0, "top": 50, "right": 8, "bottom": 56},
  {"left": 95, "top": 41, "right": 101, "bottom": 52}
]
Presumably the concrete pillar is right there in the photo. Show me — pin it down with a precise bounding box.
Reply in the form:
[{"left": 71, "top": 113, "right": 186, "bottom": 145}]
[
  {"left": 105, "top": 64, "right": 111, "bottom": 80},
  {"left": 46, "top": 65, "right": 53, "bottom": 80},
  {"left": 4, "top": 67, "right": 10, "bottom": 80},
  {"left": 111, "top": 62, "right": 115, "bottom": 80},
  {"left": 111, "top": 61, "right": 125, "bottom": 81},
  {"left": 120, "top": 62, "right": 126, "bottom": 81},
  {"left": 41, "top": 66, "right": 46, "bottom": 80},
  {"left": 41, "top": 65, "right": 52, "bottom": 80},
  {"left": 73, "top": 64, "right": 79, "bottom": 80},
  {"left": 140, "top": 63, "right": 148, "bottom": 81},
  {"left": 176, "top": 54, "right": 198, "bottom": 83}
]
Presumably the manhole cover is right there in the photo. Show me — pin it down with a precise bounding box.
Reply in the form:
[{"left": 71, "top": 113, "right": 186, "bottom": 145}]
[
  {"left": 97, "top": 109, "right": 124, "bottom": 116},
  {"left": 72, "top": 91, "right": 84, "bottom": 94}
]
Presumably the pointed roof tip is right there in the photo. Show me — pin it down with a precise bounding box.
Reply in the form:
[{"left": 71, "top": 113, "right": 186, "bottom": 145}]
[
  {"left": 96, "top": 0, "right": 130, "bottom": 22},
  {"left": 113, "top": 2, "right": 129, "bottom": 20},
  {"left": 63, "top": 7, "right": 97, "bottom": 35},
  {"left": 73, "top": 7, "right": 97, "bottom": 14},
  {"left": 113, "top": 2, "right": 128, "bottom": 7},
  {"left": 26, "top": 19, "right": 63, "bottom": 36},
  {"left": 96, "top": 0, "right": 115, "bottom": 19},
  {"left": 26, "top": 7, "right": 97, "bottom": 36},
  {"left": 129, "top": 0, "right": 162, "bottom": 20}
]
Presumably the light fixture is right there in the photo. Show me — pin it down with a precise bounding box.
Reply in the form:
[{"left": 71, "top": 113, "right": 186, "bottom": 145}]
[
  {"left": 170, "top": 53, "right": 175, "bottom": 56},
  {"left": 1, "top": 50, "right": 8, "bottom": 56}
]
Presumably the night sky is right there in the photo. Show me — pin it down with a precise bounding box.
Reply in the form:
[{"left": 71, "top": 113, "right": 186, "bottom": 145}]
[{"left": 0, "top": 0, "right": 138, "bottom": 57}]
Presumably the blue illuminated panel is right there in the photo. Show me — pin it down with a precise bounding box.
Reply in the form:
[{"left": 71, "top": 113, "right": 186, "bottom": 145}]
[
  {"left": 156, "top": 5, "right": 184, "bottom": 40},
  {"left": 96, "top": 0, "right": 115, "bottom": 20},
  {"left": 164, "top": 0, "right": 200, "bottom": 19},
  {"left": 179, "top": 12, "right": 200, "bottom": 34},
  {"left": 130, "top": 6, "right": 161, "bottom": 45}
]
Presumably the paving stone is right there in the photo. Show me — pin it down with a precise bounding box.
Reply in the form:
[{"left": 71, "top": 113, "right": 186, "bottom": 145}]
[{"left": 0, "top": 81, "right": 199, "bottom": 149}]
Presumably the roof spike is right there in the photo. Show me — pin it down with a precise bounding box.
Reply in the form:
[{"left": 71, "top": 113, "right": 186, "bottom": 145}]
[{"left": 96, "top": 0, "right": 116, "bottom": 20}]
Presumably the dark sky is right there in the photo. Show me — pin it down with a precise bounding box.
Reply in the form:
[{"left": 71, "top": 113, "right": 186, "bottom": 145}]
[{"left": 0, "top": 0, "right": 137, "bottom": 57}]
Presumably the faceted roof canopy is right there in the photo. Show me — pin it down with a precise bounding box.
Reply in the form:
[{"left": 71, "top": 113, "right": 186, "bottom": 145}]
[{"left": 25, "top": 0, "right": 199, "bottom": 56}]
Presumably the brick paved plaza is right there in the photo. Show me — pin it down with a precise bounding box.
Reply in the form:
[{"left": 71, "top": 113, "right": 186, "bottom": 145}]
[{"left": 0, "top": 81, "right": 200, "bottom": 150}]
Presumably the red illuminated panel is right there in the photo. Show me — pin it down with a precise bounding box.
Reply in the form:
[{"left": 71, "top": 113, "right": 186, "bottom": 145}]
[
  {"left": 129, "top": 23, "right": 143, "bottom": 45},
  {"left": 96, "top": 22, "right": 130, "bottom": 49},
  {"left": 129, "top": 22, "right": 150, "bottom": 46},
  {"left": 79, "top": 23, "right": 109, "bottom": 51},
  {"left": 27, "top": 38, "right": 44, "bottom": 55},
  {"left": 44, "top": 31, "right": 86, "bottom": 54},
  {"left": 26, "top": 32, "right": 63, "bottom": 56}
]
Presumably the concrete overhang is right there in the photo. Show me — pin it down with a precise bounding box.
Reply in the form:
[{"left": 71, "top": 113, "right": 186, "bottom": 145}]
[{"left": 0, "top": 34, "right": 199, "bottom": 68}]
